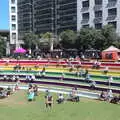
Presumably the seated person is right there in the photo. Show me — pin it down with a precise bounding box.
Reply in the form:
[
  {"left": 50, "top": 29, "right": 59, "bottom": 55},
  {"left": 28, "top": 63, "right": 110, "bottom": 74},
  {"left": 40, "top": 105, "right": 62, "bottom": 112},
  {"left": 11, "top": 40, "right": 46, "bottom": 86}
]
[
  {"left": 6, "top": 86, "right": 12, "bottom": 96},
  {"left": 31, "top": 75, "right": 35, "bottom": 81},
  {"left": 103, "top": 66, "right": 109, "bottom": 74},
  {"left": 12, "top": 75, "right": 16, "bottom": 82},
  {"left": 99, "top": 91, "right": 107, "bottom": 101},
  {"left": 67, "top": 88, "right": 80, "bottom": 102},
  {"left": 92, "top": 61, "right": 97, "bottom": 69},
  {"left": 97, "top": 61, "right": 101, "bottom": 69},
  {"left": 84, "top": 69, "right": 89, "bottom": 78},
  {"left": 60, "top": 72, "right": 64, "bottom": 81},
  {"left": 85, "top": 74, "right": 91, "bottom": 81},
  {"left": 16, "top": 76, "right": 19, "bottom": 81},
  {"left": 41, "top": 71, "right": 46, "bottom": 77},
  {"left": 0, "top": 88, "right": 7, "bottom": 98},
  {"left": 110, "top": 96, "right": 120, "bottom": 104},
  {"left": 26, "top": 75, "right": 31, "bottom": 81},
  {"left": 79, "top": 69, "right": 85, "bottom": 77},
  {"left": 41, "top": 66, "right": 46, "bottom": 73},
  {"left": 108, "top": 76, "right": 113, "bottom": 85},
  {"left": 56, "top": 93, "right": 64, "bottom": 104},
  {"left": 106, "top": 89, "right": 113, "bottom": 101},
  {"left": 69, "top": 66, "right": 74, "bottom": 72},
  {"left": 90, "top": 80, "right": 96, "bottom": 90},
  {"left": 3, "top": 75, "right": 8, "bottom": 81},
  {"left": 76, "top": 71, "right": 79, "bottom": 77}
]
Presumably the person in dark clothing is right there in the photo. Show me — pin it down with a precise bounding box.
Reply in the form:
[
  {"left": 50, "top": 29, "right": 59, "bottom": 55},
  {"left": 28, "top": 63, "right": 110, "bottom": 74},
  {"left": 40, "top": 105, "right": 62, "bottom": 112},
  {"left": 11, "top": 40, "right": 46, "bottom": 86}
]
[
  {"left": 45, "top": 95, "right": 53, "bottom": 108},
  {"left": 56, "top": 93, "right": 64, "bottom": 104}
]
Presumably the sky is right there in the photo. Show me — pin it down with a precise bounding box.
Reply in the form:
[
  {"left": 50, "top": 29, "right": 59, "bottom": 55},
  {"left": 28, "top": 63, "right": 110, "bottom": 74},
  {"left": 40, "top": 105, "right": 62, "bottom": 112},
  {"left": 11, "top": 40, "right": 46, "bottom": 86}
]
[{"left": 0, "top": 0, "right": 9, "bottom": 30}]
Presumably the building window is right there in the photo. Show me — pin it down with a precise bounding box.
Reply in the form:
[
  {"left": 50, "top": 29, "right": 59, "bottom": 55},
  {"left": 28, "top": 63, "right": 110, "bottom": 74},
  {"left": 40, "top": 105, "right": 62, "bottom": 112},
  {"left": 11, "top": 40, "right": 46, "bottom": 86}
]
[
  {"left": 82, "top": 13, "right": 89, "bottom": 20},
  {"left": 108, "top": 0, "right": 117, "bottom": 2},
  {"left": 11, "top": 15, "right": 16, "bottom": 22},
  {"left": 95, "top": 11, "right": 102, "bottom": 18},
  {"left": 95, "top": 23, "right": 102, "bottom": 29},
  {"left": 95, "top": 0, "right": 102, "bottom": 5},
  {"left": 11, "top": 0, "right": 15, "bottom": 4},
  {"left": 108, "top": 8, "right": 117, "bottom": 16},
  {"left": 12, "top": 24, "right": 16, "bottom": 30},
  {"left": 108, "top": 21, "right": 117, "bottom": 28},
  {"left": 82, "top": 1, "right": 89, "bottom": 8},
  {"left": 82, "top": 24, "right": 89, "bottom": 28},
  {"left": 12, "top": 33, "right": 16, "bottom": 39},
  {"left": 11, "top": 7, "right": 16, "bottom": 13}
]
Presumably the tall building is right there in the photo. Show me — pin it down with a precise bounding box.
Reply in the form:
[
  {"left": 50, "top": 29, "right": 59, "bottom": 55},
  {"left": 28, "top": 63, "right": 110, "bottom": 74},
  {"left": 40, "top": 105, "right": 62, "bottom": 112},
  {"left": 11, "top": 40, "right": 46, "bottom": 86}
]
[
  {"left": 17, "top": 0, "right": 33, "bottom": 40},
  {"left": 9, "top": 0, "right": 77, "bottom": 48},
  {"left": 9, "top": 0, "right": 18, "bottom": 49},
  {"left": 9, "top": 0, "right": 120, "bottom": 49},
  {"left": 77, "top": 0, "right": 120, "bottom": 33}
]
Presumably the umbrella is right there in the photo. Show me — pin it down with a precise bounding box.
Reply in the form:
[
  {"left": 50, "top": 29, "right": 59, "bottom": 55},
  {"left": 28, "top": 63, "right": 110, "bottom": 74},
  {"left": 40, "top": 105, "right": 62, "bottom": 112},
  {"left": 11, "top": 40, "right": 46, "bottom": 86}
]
[{"left": 14, "top": 48, "right": 27, "bottom": 53}]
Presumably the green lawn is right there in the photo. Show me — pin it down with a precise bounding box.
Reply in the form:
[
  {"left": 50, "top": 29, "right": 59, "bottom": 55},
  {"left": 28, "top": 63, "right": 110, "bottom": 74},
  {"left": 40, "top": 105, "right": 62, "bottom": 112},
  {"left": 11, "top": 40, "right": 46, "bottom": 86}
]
[{"left": 0, "top": 90, "right": 120, "bottom": 120}]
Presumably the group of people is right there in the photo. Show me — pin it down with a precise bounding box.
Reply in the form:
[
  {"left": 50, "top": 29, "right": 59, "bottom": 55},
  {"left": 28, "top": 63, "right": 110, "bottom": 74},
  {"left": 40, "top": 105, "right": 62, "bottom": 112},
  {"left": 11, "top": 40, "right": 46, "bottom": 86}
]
[
  {"left": 92, "top": 60, "right": 101, "bottom": 69},
  {"left": 0, "top": 86, "right": 13, "bottom": 99},
  {"left": 27, "top": 86, "right": 80, "bottom": 108},
  {"left": 44, "top": 88, "right": 80, "bottom": 108},
  {"left": 99, "top": 89, "right": 120, "bottom": 104},
  {"left": 3, "top": 75, "right": 19, "bottom": 82}
]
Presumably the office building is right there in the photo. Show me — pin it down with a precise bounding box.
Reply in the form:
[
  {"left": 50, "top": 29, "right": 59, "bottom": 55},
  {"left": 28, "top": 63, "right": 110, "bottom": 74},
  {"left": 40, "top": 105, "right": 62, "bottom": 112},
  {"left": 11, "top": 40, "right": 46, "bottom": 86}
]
[
  {"left": 9, "top": 0, "right": 77, "bottom": 48},
  {"left": 77, "top": 0, "right": 120, "bottom": 33}
]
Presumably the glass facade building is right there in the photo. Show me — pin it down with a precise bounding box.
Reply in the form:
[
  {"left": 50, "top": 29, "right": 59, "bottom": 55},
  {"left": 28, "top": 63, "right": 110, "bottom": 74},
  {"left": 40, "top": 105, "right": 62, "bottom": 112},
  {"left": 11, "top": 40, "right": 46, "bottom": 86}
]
[{"left": 10, "top": 0, "right": 77, "bottom": 42}]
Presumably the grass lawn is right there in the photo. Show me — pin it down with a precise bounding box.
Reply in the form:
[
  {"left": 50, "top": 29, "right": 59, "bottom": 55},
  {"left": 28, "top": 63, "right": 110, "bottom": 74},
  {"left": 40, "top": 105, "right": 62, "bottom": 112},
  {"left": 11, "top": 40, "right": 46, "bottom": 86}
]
[{"left": 0, "top": 90, "right": 120, "bottom": 120}]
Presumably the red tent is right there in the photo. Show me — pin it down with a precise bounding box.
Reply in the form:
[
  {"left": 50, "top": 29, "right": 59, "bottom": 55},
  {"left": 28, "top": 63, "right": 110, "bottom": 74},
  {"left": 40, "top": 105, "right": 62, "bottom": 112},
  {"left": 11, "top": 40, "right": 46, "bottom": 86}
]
[{"left": 102, "top": 46, "right": 120, "bottom": 60}]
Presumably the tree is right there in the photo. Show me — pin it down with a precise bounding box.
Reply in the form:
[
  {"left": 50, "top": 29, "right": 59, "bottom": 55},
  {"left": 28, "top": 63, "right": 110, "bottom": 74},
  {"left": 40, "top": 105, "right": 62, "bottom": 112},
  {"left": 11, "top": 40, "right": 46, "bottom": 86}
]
[
  {"left": 76, "top": 25, "right": 119, "bottom": 51},
  {"left": 0, "top": 36, "right": 6, "bottom": 57},
  {"left": 40, "top": 32, "right": 57, "bottom": 51},
  {"left": 101, "top": 25, "right": 118, "bottom": 49},
  {"left": 23, "top": 33, "right": 39, "bottom": 53},
  {"left": 76, "top": 28, "right": 97, "bottom": 51},
  {"left": 60, "top": 30, "right": 76, "bottom": 49},
  {"left": 112, "top": 37, "right": 120, "bottom": 49}
]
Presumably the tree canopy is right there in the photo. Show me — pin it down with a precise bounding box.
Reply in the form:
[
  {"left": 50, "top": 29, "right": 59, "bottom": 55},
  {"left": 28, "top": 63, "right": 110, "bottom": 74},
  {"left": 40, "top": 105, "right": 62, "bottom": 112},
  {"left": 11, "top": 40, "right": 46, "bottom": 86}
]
[{"left": 0, "top": 36, "right": 6, "bottom": 57}]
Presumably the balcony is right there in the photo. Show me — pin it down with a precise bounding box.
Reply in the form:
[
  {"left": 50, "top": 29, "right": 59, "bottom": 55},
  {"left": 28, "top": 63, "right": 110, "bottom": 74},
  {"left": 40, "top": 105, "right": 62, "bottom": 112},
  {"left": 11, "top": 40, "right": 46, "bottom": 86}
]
[
  {"left": 94, "top": 17, "right": 102, "bottom": 23},
  {"left": 107, "top": 1, "right": 117, "bottom": 8},
  {"left": 81, "top": 7, "right": 89, "bottom": 12},
  {"left": 94, "top": 5, "right": 102, "bottom": 11},
  {"left": 107, "top": 15, "right": 116, "bottom": 20},
  {"left": 81, "top": 19, "right": 89, "bottom": 24}
]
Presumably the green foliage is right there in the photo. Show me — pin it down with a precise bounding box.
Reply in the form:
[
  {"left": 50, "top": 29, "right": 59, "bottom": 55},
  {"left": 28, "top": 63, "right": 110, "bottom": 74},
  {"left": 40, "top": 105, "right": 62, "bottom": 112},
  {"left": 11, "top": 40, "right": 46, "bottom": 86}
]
[
  {"left": 76, "top": 25, "right": 119, "bottom": 51},
  {"left": 40, "top": 32, "right": 59, "bottom": 51},
  {"left": 60, "top": 30, "right": 76, "bottom": 48},
  {"left": 76, "top": 28, "right": 96, "bottom": 50},
  {"left": 0, "top": 36, "right": 6, "bottom": 57},
  {"left": 101, "top": 25, "right": 118, "bottom": 49},
  {"left": 22, "top": 24, "right": 120, "bottom": 52},
  {"left": 23, "top": 33, "right": 39, "bottom": 50}
]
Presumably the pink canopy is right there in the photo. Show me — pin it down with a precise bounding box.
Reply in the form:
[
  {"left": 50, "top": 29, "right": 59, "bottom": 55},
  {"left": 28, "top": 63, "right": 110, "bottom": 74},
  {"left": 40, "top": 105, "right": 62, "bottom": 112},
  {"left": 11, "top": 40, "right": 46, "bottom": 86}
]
[{"left": 14, "top": 48, "right": 27, "bottom": 53}]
